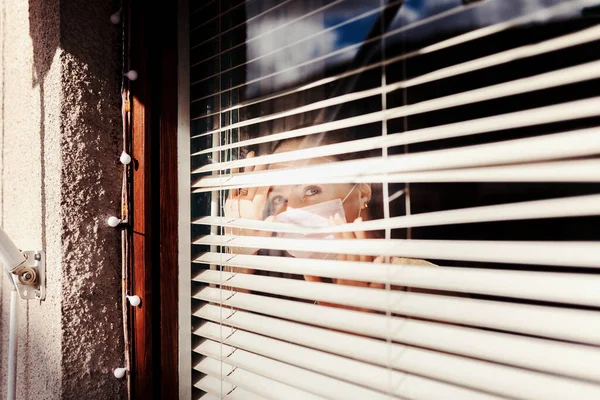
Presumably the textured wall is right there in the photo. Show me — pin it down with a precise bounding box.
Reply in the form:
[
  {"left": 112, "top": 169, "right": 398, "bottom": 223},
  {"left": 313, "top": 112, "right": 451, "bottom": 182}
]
[{"left": 0, "top": 0, "right": 125, "bottom": 398}]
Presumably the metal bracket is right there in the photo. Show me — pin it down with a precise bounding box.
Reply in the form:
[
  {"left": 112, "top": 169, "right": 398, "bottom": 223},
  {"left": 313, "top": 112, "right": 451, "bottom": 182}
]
[{"left": 11, "top": 250, "right": 46, "bottom": 301}]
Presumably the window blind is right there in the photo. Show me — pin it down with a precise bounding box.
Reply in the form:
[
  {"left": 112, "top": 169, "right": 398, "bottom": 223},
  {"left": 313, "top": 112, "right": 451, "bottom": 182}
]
[{"left": 183, "top": 0, "right": 600, "bottom": 399}]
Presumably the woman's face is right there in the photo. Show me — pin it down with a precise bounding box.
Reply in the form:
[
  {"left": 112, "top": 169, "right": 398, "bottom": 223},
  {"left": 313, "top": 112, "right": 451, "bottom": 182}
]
[{"left": 266, "top": 140, "right": 365, "bottom": 222}]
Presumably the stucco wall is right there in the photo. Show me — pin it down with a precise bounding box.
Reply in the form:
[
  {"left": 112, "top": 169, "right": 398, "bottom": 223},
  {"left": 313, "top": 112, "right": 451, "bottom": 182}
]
[{"left": 0, "top": 0, "right": 125, "bottom": 399}]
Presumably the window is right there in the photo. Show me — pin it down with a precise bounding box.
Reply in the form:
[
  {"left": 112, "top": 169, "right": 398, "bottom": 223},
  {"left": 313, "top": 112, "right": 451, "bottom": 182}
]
[{"left": 180, "top": 0, "right": 600, "bottom": 398}]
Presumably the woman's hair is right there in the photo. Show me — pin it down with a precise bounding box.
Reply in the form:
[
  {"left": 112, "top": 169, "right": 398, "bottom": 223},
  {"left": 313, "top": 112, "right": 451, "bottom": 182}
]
[{"left": 269, "top": 132, "right": 385, "bottom": 221}]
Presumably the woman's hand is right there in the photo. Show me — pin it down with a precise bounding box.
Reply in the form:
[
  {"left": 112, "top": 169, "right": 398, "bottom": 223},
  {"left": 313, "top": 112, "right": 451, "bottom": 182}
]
[
  {"left": 223, "top": 151, "right": 274, "bottom": 271},
  {"left": 303, "top": 214, "right": 384, "bottom": 311},
  {"left": 304, "top": 214, "right": 384, "bottom": 289}
]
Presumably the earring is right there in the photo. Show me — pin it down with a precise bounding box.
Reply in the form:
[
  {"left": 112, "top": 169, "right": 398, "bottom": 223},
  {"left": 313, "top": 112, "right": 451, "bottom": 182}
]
[
  {"left": 358, "top": 197, "right": 363, "bottom": 219},
  {"left": 358, "top": 199, "right": 368, "bottom": 219}
]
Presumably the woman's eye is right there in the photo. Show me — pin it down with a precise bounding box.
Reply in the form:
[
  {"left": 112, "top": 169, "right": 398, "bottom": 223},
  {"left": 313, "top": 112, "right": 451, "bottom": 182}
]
[
  {"left": 304, "top": 187, "right": 321, "bottom": 197},
  {"left": 271, "top": 196, "right": 286, "bottom": 205}
]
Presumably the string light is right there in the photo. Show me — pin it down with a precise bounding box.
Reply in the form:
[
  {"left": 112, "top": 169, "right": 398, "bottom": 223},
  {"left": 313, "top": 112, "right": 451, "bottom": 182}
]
[
  {"left": 110, "top": 10, "right": 121, "bottom": 24},
  {"left": 107, "top": 216, "right": 122, "bottom": 228},
  {"left": 123, "top": 70, "right": 138, "bottom": 81},
  {"left": 112, "top": 3, "right": 131, "bottom": 386},
  {"left": 120, "top": 151, "right": 132, "bottom": 165},
  {"left": 126, "top": 295, "right": 141, "bottom": 307},
  {"left": 113, "top": 368, "right": 127, "bottom": 379}
]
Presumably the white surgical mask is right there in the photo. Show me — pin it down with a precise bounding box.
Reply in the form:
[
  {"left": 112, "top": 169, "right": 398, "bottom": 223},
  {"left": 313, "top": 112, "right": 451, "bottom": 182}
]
[{"left": 275, "top": 185, "right": 356, "bottom": 259}]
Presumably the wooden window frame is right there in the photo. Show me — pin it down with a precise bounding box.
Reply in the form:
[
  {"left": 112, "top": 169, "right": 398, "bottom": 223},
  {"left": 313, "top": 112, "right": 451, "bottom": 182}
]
[{"left": 129, "top": 0, "right": 180, "bottom": 398}]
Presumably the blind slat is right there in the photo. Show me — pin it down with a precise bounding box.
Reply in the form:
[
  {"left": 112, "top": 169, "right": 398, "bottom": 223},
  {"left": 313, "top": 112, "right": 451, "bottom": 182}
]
[
  {"left": 194, "top": 194, "right": 600, "bottom": 234},
  {"left": 191, "top": 1, "right": 471, "bottom": 103},
  {"left": 191, "top": 0, "right": 215, "bottom": 14},
  {"left": 195, "top": 269, "right": 600, "bottom": 346},
  {"left": 193, "top": 160, "right": 600, "bottom": 193},
  {"left": 194, "top": 235, "right": 600, "bottom": 268},
  {"left": 195, "top": 339, "right": 400, "bottom": 400},
  {"left": 194, "top": 96, "right": 600, "bottom": 173},
  {"left": 375, "top": 159, "right": 600, "bottom": 183},
  {"left": 195, "top": 375, "right": 266, "bottom": 400},
  {"left": 195, "top": 300, "right": 600, "bottom": 400},
  {"left": 194, "top": 0, "right": 397, "bottom": 85},
  {"left": 195, "top": 128, "right": 600, "bottom": 188},
  {"left": 191, "top": 0, "right": 301, "bottom": 50},
  {"left": 191, "top": 0, "right": 595, "bottom": 104},
  {"left": 198, "top": 394, "right": 222, "bottom": 400},
  {"left": 196, "top": 24, "right": 600, "bottom": 136},
  {"left": 191, "top": 1, "right": 245, "bottom": 33},
  {"left": 192, "top": 0, "right": 343, "bottom": 69},
  {"left": 195, "top": 356, "right": 326, "bottom": 400},
  {"left": 196, "top": 322, "right": 507, "bottom": 400},
  {"left": 193, "top": 59, "right": 600, "bottom": 146},
  {"left": 195, "top": 252, "right": 600, "bottom": 306},
  {"left": 195, "top": 288, "right": 600, "bottom": 384}
]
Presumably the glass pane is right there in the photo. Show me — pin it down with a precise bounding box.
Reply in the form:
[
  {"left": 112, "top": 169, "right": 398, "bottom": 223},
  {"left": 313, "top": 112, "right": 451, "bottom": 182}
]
[{"left": 186, "top": 1, "right": 600, "bottom": 397}]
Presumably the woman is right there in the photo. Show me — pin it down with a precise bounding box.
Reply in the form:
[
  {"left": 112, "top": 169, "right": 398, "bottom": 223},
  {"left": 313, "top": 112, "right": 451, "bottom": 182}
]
[{"left": 224, "top": 134, "right": 434, "bottom": 295}]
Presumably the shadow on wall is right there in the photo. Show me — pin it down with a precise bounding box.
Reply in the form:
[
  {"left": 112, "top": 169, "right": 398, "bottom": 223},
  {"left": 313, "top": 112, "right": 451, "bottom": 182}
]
[
  {"left": 28, "top": 0, "right": 58, "bottom": 274},
  {"left": 25, "top": 0, "right": 125, "bottom": 398}
]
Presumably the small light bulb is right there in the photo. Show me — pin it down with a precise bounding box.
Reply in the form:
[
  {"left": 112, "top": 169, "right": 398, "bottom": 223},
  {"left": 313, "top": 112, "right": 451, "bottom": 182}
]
[
  {"left": 120, "top": 151, "right": 132, "bottom": 165},
  {"left": 107, "top": 216, "right": 122, "bottom": 227},
  {"left": 113, "top": 368, "right": 127, "bottom": 379},
  {"left": 124, "top": 70, "right": 138, "bottom": 81},
  {"left": 126, "top": 295, "right": 141, "bottom": 307},
  {"left": 110, "top": 11, "right": 121, "bottom": 24}
]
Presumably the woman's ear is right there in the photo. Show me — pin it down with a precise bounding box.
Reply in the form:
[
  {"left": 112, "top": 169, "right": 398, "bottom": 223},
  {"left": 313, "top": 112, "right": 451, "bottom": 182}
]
[{"left": 357, "top": 183, "right": 372, "bottom": 206}]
